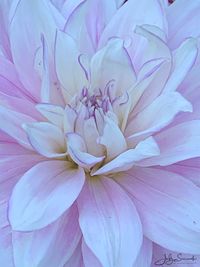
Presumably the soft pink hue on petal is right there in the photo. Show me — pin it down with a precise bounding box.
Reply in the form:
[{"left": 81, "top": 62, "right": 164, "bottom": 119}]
[
  {"left": 0, "top": 91, "right": 42, "bottom": 120},
  {"left": 176, "top": 66, "right": 200, "bottom": 124},
  {"left": 0, "top": 154, "right": 44, "bottom": 228},
  {"left": 82, "top": 240, "right": 102, "bottom": 267},
  {"left": 12, "top": 205, "right": 81, "bottom": 267},
  {"left": 0, "top": 1, "right": 12, "bottom": 60},
  {"left": 164, "top": 38, "right": 198, "bottom": 93},
  {"left": 93, "top": 137, "right": 159, "bottom": 175},
  {"left": 117, "top": 167, "right": 200, "bottom": 253},
  {"left": 0, "top": 55, "right": 29, "bottom": 99},
  {"left": 55, "top": 30, "right": 88, "bottom": 102},
  {"left": 133, "top": 237, "right": 153, "bottom": 267},
  {"left": 152, "top": 243, "right": 200, "bottom": 267},
  {"left": 78, "top": 177, "right": 142, "bottom": 267},
  {"left": 0, "top": 106, "right": 35, "bottom": 149},
  {"left": 126, "top": 92, "right": 192, "bottom": 142},
  {"left": 67, "top": 132, "right": 104, "bottom": 169},
  {"left": 140, "top": 120, "right": 200, "bottom": 166},
  {"left": 167, "top": 0, "right": 200, "bottom": 48},
  {"left": 9, "top": 160, "right": 85, "bottom": 231},
  {"left": 164, "top": 158, "right": 200, "bottom": 187},
  {"left": 23, "top": 122, "right": 66, "bottom": 158},
  {"left": 64, "top": 240, "right": 84, "bottom": 267},
  {"left": 0, "top": 226, "right": 14, "bottom": 267}
]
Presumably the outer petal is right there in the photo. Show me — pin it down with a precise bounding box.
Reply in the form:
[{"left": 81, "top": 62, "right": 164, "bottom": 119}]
[
  {"left": 0, "top": 55, "right": 29, "bottom": 99},
  {"left": 0, "top": 153, "right": 45, "bottom": 228},
  {"left": 117, "top": 167, "right": 200, "bottom": 253},
  {"left": 164, "top": 38, "right": 198, "bottom": 93},
  {"left": 140, "top": 120, "right": 200, "bottom": 166},
  {"left": 9, "top": 160, "right": 85, "bottom": 231},
  {"left": 0, "top": 105, "right": 35, "bottom": 149},
  {"left": 12, "top": 205, "right": 81, "bottom": 267},
  {"left": 64, "top": 240, "right": 84, "bottom": 267},
  {"left": 0, "top": 92, "right": 42, "bottom": 120},
  {"left": 23, "top": 122, "right": 67, "bottom": 158},
  {"left": 133, "top": 237, "right": 153, "bottom": 267},
  {"left": 78, "top": 177, "right": 142, "bottom": 267},
  {"left": 82, "top": 240, "right": 102, "bottom": 267},
  {"left": 126, "top": 91, "right": 192, "bottom": 143},
  {"left": 0, "top": 226, "right": 14, "bottom": 267},
  {"left": 167, "top": 0, "right": 200, "bottom": 48}
]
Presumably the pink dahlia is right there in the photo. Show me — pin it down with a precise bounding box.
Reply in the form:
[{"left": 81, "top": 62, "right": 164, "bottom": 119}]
[{"left": 1, "top": 0, "right": 200, "bottom": 266}]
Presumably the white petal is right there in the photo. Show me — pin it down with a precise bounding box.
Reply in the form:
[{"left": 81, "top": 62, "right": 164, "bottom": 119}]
[
  {"left": 90, "top": 38, "right": 136, "bottom": 97},
  {"left": 99, "top": 117, "right": 127, "bottom": 161},
  {"left": 93, "top": 137, "right": 159, "bottom": 176},
  {"left": 67, "top": 133, "right": 104, "bottom": 169},
  {"left": 55, "top": 31, "right": 88, "bottom": 102},
  {"left": 36, "top": 104, "right": 64, "bottom": 129},
  {"left": 23, "top": 122, "right": 66, "bottom": 158}
]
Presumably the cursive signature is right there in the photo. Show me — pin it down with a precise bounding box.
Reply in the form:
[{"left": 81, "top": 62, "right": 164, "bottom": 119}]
[{"left": 154, "top": 253, "right": 197, "bottom": 266}]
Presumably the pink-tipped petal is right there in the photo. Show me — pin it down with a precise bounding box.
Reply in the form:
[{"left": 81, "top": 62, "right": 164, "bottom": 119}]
[
  {"left": 133, "top": 237, "right": 153, "bottom": 267},
  {"left": 9, "top": 160, "right": 85, "bottom": 231},
  {"left": 140, "top": 120, "right": 200, "bottom": 166},
  {"left": 82, "top": 240, "right": 102, "bottom": 267},
  {"left": 0, "top": 105, "right": 35, "bottom": 149},
  {"left": 118, "top": 167, "right": 200, "bottom": 253},
  {"left": 78, "top": 177, "right": 142, "bottom": 267}
]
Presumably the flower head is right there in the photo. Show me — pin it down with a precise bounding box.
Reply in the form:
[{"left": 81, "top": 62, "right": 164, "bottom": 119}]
[{"left": 1, "top": 0, "right": 200, "bottom": 266}]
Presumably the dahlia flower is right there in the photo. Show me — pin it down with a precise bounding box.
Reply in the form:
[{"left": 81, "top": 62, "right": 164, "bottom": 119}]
[{"left": 1, "top": 0, "right": 200, "bottom": 266}]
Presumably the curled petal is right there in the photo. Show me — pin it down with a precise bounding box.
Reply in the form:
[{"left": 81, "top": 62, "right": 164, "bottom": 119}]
[
  {"left": 67, "top": 133, "right": 104, "bottom": 169},
  {"left": 93, "top": 137, "right": 159, "bottom": 176}
]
